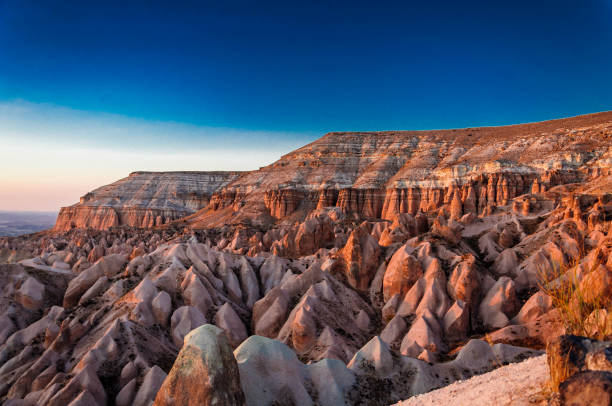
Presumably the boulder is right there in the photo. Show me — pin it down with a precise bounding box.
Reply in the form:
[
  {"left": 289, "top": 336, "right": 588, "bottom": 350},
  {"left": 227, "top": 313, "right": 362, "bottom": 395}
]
[
  {"left": 259, "top": 256, "right": 289, "bottom": 294},
  {"left": 16, "top": 277, "right": 45, "bottom": 310},
  {"left": 511, "top": 291, "right": 553, "bottom": 325},
  {"left": 234, "top": 335, "right": 354, "bottom": 406},
  {"left": 238, "top": 257, "right": 260, "bottom": 309},
  {"left": 580, "top": 265, "right": 612, "bottom": 305},
  {"left": 216, "top": 257, "right": 243, "bottom": 303},
  {"left": 414, "top": 260, "right": 451, "bottom": 319},
  {"left": 252, "top": 288, "right": 289, "bottom": 338},
  {"left": 355, "top": 310, "right": 371, "bottom": 332},
  {"left": 87, "top": 245, "right": 105, "bottom": 263},
  {"left": 382, "top": 294, "right": 401, "bottom": 322},
  {"left": 448, "top": 257, "right": 481, "bottom": 306},
  {"left": 378, "top": 214, "right": 416, "bottom": 247},
  {"left": 348, "top": 336, "right": 394, "bottom": 377},
  {"left": 67, "top": 391, "right": 98, "bottom": 406},
  {"left": 548, "top": 335, "right": 612, "bottom": 377},
  {"left": 290, "top": 305, "right": 317, "bottom": 353},
  {"left": 559, "top": 371, "right": 612, "bottom": 406},
  {"left": 400, "top": 310, "right": 445, "bottom": 357},
  {"left": 78, "top": 276, "right": 109, "bottom": 305},
  {"left": 293, "top": 214, "right": 334, "bottom": 256},
  {"left": 115, "top": 379, "right": 137, "bottom": 406},
  {"left": 63, "top": 254, "right": 127, "bottom": 308},
  {"left": 492, "top": 249, "right": 519, "bottom": 277},
  {"left": 154, "top": 325, "right": 245, "bottom": 406}
]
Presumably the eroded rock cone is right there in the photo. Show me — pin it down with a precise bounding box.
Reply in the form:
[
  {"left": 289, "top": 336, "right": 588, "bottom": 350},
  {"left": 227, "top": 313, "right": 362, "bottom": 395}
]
[
  {"left": 334, "top": 223, "right": 381, "bottom": 291},
  {"left": 154, "top": 324, "right": 245, "bottom": 406}
]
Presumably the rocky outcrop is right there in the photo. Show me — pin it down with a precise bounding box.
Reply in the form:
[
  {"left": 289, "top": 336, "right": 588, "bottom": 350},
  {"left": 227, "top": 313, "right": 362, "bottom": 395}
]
[{"left": 55, "top": 171, "right": 242, "bottom": 230}]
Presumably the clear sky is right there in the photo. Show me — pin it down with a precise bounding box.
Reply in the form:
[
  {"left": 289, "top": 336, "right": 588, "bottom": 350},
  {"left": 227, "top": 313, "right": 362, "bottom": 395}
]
[{"left": 1, "top": 0, "right": 611, "bottom": 211}]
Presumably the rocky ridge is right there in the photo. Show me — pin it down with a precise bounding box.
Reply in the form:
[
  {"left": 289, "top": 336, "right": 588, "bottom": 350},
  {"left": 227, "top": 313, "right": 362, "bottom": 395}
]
[
  {"left": 193, "top": 111, "right": 612, "bottom": 227},
  {"left": 54, "top": 171, "right": 242, "bottom": 231}
]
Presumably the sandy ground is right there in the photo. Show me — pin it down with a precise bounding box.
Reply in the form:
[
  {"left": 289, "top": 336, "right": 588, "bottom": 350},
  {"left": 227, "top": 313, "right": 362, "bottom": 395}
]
[{"left": 395, "top": 355, "right": 549, "bottom": 406}]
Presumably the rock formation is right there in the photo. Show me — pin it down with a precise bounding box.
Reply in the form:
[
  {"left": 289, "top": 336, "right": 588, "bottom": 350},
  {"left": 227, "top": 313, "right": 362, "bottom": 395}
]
[
  {"left": 1, "top": 111, "right": 612, "bottom": 405},
  {"left": 154, "top": 325, "right": 245, "bottom": 406},
  {"left": 55, "top": 171, "right": 242, "bottom": 230},
  {"left": 193, "top": 111, "right": 612, "bottom": 227}
]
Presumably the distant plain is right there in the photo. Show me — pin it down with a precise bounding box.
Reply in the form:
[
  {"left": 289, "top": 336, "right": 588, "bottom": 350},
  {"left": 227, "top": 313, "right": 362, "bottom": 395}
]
[{"left": 0, "top": 211, "right": 57, "bottom": 236}]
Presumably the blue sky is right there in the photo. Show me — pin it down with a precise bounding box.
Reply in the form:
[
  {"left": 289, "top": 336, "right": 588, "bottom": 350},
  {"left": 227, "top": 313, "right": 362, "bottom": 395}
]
[{"left": 0, "top": 0, "right": 611, "bottom": 210}]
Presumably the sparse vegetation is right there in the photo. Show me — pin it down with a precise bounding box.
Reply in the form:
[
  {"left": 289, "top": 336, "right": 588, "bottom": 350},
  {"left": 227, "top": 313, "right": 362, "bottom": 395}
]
[
  {"left": 484, "top": 333, "right": 503, "bottom": 369},
  {"left": 538, "top": 255, "right": 612, "bottom": 395},
  {"left": 538, "top": 255, "right": 611, "bottom": 340},
  {"left": 544, "top": 341, "right": 572, "bottom": 394}
]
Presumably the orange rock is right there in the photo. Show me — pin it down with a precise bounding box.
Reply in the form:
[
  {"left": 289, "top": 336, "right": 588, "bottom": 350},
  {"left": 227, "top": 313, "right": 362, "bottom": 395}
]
[
  {"left": 333, "top": 223, "right": 381, "bottom": 291},
  {"left": 383, "top": 245, "right": 423, "bottom": 301},
  {"left": 154, "top": 325, "right": 245, "bottom": 406}
]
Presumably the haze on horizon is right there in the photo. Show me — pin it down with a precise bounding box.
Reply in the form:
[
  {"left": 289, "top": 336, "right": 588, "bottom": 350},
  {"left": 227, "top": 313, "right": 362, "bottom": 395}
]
[{"left": 1, "top": 0, "right": 611, "bottom": 212}]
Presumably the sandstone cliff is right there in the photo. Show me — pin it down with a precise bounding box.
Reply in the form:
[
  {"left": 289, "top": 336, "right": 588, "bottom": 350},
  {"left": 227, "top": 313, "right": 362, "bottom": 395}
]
[
  {"left": 55, "top": 171, "right": 242, "bottom": 230},
  {"left": 194, "top": 111, "right": 612, "bottom": 227}
]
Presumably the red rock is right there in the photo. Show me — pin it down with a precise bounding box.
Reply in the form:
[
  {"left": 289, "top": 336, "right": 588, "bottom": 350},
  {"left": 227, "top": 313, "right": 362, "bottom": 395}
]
[
  {"left": 382, "top": 245, "right": 423, "bottom": 301},
  {"left": 448, "top": 256, "right": 481, "bottom": 306},
  {"left": 333, "top": 223, "right": 381, "bottom": 292}
]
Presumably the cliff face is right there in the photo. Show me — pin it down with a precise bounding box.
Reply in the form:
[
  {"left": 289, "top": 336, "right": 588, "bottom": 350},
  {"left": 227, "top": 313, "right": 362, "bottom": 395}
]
[
  {"left": 53, "top": 112, "right": 612, "bottom": 232},
  {"left": 55, "top": 171, "right": 242, "bottom": 230},
  {"left": 191, "top": 111, "right": 612, "bottom": 226}
]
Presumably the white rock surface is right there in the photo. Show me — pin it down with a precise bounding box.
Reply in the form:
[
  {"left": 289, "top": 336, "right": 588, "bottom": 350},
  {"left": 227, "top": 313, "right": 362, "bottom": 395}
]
[{"left": 395, "top": 354, "right": 548, "bottom": 406}]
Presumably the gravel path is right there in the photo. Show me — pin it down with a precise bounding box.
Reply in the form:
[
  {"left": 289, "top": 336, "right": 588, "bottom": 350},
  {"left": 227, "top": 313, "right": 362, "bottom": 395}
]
[{"left": 395, "top": 355, "right": 549, "bottom": 406}]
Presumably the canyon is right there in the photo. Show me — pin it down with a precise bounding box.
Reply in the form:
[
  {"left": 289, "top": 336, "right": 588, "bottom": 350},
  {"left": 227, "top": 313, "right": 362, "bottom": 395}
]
[{"left": 1, "top": 111, "right": 612, "bottom": 405}]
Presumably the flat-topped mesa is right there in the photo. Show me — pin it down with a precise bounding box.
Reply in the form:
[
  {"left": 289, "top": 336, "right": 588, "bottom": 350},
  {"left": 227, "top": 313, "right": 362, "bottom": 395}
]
[
  {"left": 195, "top": 111, "right": 612, "bottom": 225},
  {"left": 55, "top": 171, "right": 243, "bottom": 231}
]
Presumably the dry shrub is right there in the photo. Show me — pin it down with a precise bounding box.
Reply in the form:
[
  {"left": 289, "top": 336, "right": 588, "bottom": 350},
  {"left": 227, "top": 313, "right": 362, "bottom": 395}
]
[
  {"left": 545, "top": 341, "right": 571, "bottom": 393},
  {"left": 538, "top": 257, "right": 612, "bottom": 340},
  {"left": 538, "top": 255, "right": 612, "bottom": 394}
]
